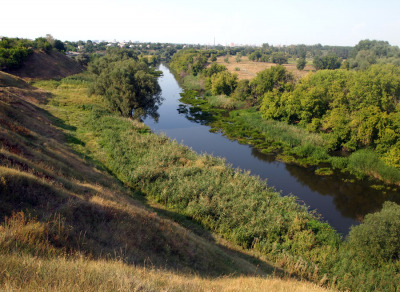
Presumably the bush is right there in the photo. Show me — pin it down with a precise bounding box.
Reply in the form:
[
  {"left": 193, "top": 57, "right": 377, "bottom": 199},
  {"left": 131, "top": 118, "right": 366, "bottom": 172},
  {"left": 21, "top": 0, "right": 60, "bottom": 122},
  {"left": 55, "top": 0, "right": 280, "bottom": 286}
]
[
  {"left": 330, "top": 202, "right": 400, "bottom": 291},
  {"left": 347, "top": 201, "right": 400, "bottom": 265}
]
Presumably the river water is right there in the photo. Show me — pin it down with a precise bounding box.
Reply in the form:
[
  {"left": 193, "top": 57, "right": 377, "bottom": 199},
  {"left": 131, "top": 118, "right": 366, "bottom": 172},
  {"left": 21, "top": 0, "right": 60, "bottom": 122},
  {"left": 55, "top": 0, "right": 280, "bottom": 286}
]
[{"left": 144, "top": 64, "right": 400, "bottom": 235}]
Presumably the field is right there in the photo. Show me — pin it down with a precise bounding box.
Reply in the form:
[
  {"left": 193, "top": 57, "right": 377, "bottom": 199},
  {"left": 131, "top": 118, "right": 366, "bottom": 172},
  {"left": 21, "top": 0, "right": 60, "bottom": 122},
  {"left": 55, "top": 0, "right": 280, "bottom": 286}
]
[{"left": 213, "top": 56, "right": 314, "bottom": 80}]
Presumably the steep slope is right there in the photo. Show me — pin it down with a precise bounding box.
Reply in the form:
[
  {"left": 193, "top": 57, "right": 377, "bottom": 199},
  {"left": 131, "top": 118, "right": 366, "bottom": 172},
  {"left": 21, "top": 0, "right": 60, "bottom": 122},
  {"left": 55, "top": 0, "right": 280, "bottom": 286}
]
[
  {"left": 0, "top": 72, "right": 329, "bottom": 290},
  {"left": 5, "top": 50, "right": 83, "bottom": 79},
  {"left": 0, "top": 70, "right": 261, "bottom": 274}
]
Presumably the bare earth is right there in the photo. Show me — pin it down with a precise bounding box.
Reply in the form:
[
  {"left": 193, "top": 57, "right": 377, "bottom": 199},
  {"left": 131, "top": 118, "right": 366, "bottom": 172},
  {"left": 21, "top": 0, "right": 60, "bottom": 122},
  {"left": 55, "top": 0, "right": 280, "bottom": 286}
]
[{"left": 214, "top": 56, "right": 315, "bottom": 80}]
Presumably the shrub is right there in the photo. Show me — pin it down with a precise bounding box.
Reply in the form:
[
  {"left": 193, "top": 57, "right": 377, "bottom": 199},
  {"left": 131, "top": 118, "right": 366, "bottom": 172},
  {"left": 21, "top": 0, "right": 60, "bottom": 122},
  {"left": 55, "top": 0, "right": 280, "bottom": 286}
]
[{"left": 330, "top": 202, "right": 400, "bottom": 291}]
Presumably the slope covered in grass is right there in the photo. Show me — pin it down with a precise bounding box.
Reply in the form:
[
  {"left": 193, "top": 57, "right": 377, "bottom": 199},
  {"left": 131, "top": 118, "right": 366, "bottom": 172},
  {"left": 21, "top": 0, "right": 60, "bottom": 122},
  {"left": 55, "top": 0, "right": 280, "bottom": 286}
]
[{"left": 0, "top": 70, "right": 330, "bottom": 290}]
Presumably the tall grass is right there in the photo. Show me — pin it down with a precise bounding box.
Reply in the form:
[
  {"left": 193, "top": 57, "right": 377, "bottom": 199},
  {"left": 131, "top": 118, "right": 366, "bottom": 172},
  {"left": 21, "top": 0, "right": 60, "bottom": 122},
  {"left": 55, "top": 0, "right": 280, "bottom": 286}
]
[
  {"left": 347, "top": 149, "right": 400, "bottom": 184},
  {"left": 182, "top": 74, "right": 205, "bottom": 91},
  {"left": 207, "top": 95, "right": 245, "bottom": 110}
]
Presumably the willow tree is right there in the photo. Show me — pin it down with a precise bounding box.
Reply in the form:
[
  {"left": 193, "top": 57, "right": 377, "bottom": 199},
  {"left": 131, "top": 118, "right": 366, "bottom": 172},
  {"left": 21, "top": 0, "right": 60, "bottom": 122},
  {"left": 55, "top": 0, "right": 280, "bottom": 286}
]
[{"left": 89, "top": 50, "right": 162, "bottom": 121}]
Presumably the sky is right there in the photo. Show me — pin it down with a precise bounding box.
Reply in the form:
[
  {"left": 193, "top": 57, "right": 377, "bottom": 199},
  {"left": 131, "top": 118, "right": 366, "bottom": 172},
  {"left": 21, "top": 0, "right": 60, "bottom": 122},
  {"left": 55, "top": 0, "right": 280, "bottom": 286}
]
[{"left": 2, "top": 0, "right": 400, "bottom": 47}]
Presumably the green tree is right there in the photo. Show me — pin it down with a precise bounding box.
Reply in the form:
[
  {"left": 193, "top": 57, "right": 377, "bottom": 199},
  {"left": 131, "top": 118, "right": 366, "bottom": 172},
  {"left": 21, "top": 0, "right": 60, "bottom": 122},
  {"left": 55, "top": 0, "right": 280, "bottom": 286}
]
[
  {"left": 210, "top": 71, "right": 238, "bottom": 96},
  {"left": 53, "top": 40, "right": 66, "bottom": 52},
  {"left": 270, "top": 52, "right": 288, "bottom": 65},
  {"left": 248, "top": 50, "right": 262, "bottom": 61},
  {"left": 313, "top": 54, "right": 342, "bottom": 70},
  {"left": 89, "top": 52, "right": 161, "bottom": 120},
  {"left": 296, "top": 58, "right": 306, "bottom": 70},
  {"left": 236, "top": 53, "right": 242, "bottom": 63},
  {"left": 250, "top": 65, "right": 293, "bottom": 100},
  {"left": 202, "top": 63, "right": 227, "bottom": 77},
  {"left": 33, "top": 37, "right": 52, "bottom": 53},
  {"left": 232, "top": 79, "right": 251, "bottom": 101}
]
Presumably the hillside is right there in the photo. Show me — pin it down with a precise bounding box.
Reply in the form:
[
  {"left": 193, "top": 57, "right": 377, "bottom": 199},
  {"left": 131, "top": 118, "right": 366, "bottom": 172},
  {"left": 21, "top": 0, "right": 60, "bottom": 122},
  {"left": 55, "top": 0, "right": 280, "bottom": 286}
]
[
  {"left": 0, "top": 70, "right": 329, "bottom": 290},
  {"left": 5, "top": 50, "right": 83, "bottom": 79}
]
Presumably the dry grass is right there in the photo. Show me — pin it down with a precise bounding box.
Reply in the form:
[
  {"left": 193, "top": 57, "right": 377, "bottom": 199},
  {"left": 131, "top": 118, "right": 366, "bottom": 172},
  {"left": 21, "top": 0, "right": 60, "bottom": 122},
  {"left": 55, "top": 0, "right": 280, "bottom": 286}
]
[
  {"left": 0, "top": 253, "right": 331, "bottom": 292},
  {"left": 214, "top": 56, "right": 314, "bottom": 80}
]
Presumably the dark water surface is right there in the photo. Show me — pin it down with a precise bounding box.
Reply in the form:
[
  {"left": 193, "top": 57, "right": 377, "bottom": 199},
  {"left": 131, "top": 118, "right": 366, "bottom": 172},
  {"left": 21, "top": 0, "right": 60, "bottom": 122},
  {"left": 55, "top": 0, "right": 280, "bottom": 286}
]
[{"left": 144, "top": 64, "right": 400, "bottom": 235}]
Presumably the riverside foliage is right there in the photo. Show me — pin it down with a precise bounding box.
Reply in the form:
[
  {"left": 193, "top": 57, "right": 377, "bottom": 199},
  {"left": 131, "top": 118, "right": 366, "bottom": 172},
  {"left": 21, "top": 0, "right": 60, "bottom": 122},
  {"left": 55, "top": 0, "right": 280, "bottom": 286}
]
[{"left": 169, "top": 48, "right": 400, "bottom": 185}]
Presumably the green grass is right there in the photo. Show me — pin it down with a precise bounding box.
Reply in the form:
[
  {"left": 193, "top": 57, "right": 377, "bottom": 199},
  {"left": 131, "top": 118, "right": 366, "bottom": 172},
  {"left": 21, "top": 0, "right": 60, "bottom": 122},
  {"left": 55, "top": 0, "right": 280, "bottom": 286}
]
[{"left": 181, "top": 74, "right": 205, "bottom": 91}]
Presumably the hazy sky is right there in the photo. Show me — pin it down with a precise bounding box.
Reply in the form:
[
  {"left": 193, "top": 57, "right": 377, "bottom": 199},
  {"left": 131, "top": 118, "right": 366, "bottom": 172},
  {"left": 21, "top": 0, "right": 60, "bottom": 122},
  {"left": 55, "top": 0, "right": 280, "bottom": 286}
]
[{"left": 3, "top": 0, "right": 400, "bottom": 46}]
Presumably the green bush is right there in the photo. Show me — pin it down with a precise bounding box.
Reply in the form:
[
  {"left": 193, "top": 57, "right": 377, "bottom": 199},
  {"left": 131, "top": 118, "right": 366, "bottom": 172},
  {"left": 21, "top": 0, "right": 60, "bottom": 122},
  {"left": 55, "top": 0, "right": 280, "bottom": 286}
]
[{"left": 330, "top": 201, "right": 400, "bottom": 291}]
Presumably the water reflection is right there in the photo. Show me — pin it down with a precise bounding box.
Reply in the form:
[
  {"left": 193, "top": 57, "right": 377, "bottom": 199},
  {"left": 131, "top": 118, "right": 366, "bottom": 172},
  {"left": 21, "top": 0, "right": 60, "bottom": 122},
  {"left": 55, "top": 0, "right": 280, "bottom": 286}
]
[
  {"left": 177, "top": 103, "right": 214, "bottom": 125},
  {"left": 133, "top": 92, "right": 163, "bottom": 122}
]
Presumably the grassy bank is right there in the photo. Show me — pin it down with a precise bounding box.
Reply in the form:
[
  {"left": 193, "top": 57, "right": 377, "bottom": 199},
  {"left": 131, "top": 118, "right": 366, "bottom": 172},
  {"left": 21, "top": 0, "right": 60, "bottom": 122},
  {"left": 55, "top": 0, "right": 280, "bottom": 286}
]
[{"left": 31, "top": 72, "right": 400, "bottom": 291}]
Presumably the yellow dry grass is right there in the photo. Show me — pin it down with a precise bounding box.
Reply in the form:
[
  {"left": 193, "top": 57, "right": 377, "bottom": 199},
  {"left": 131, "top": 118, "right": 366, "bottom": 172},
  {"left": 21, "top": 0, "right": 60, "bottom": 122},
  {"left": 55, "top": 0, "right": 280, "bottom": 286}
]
[
  {"left": 214, "top": 56, "right": 314, "bottom": 80},
  {"left": 0, "top": 254, "right": 331, "bottom": 292}
]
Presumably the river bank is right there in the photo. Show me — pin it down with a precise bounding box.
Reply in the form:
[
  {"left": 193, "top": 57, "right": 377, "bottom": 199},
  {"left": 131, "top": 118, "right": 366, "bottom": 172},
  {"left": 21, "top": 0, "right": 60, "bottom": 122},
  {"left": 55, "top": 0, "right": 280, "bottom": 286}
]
[{"left": 31, "top": 65, "right": 400, "bottom": 290}]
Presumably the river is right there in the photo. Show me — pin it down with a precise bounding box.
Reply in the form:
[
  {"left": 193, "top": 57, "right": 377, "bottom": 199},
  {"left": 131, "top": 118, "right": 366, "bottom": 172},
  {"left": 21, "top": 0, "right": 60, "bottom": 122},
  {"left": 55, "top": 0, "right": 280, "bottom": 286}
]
[{"left": 144, "top": 64, "right": 400, "bottom": 235}]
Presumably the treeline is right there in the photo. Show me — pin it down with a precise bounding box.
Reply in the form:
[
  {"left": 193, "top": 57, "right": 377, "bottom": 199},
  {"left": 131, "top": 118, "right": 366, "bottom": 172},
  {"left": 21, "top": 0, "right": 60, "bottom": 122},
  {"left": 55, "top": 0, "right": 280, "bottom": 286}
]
[
  {"left": 64, "top": 40, "right": 181, "bottom": 63},
  {"left": 0, "top": 35, "right": 66, "bottom": 70},
  {"left": 170, "top": 39, "right": 400, "bottom": 72}
]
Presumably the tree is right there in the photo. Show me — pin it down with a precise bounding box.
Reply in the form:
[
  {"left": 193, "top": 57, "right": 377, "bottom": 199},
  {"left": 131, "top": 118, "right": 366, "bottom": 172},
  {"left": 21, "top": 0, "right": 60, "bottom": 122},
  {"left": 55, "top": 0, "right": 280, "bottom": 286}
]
[
  {"left": 232, "top": 79, "right": 251, "bottom": 101},
  {"left": 313, "top": 54, "right": 342, "bottom": 70},
  {"left": 33, "top": 37, "right": 52, "bottom": 53},
  {"left": 236, "top": 53, "right": 242, "bottom": 63},
  {"left": 46, "top": 34, "right": 55, "bottom": 46},
  {"left": 75, "top": 53, "right": 90, "bottom": 66},
  {"left": 248, "top": 50, "right": 262, "bottom": 61},
  {"left": 89, "top": 51, "right": 162, "bottom": 120},
  {"left": 346, "top": 201, "right": 400, "bottom": 265},
  {"left": 53, "top": 40, "right": 66, "bottom": 52},
  {"left": 296, "top": 58, "right": 306, "bottom": 70},
  {"left": 210, "top": 71, "right": 238, "bottom": 96},
  {"left": 202, "top": 63, "right": 227, "bottom": 77},
  {"left": 250, "top": 65, "right": 293, "bottom": 100},
  {"left": 270, "top": 52, "right": 288, "bottom": 65}
]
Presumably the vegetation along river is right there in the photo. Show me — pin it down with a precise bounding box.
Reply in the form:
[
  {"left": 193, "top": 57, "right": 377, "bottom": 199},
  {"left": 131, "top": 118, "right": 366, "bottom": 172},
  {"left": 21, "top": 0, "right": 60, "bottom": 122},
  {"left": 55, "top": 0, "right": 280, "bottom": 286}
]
[{"left": 144, "top": 64, "right": 400, "bottom": 235}]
